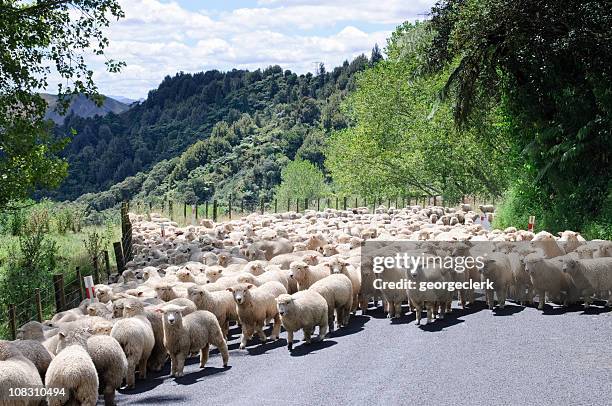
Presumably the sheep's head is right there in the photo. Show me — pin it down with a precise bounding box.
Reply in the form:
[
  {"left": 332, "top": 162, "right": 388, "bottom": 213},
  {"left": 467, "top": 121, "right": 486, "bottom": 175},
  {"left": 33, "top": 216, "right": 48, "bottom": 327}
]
[
  {"left": 236, "top": 274, "right": 256, "bottom": 285},
  {"left": 176, "top": 269, "right": 194, "bottom": 282},
  {"left": 205, "top": 268, "right": 223, "bottom": 283},
  {"left": 123, "top": 299, "right": 145, "bottom": 317},
  {"left": 16, "top": 321, "right": 45, "bottom": 340},
  {"left": 562, "top": 259, "right": 578, "bottom": 274},
  {"left": 328, "top": 258, "right": 348, "bottom": 275},
  {"left": 246, "top": 261, "right": 265, "bottom": 276},
  {"left": 303, "top": 253, "right": 320, "bottom": 265},
  {"left": 95, "top": 285, "right": 112, "bottom": 303},
  {"left": 158, "top": 304, "right": 187, "bottom": 326},
  {"left": 92, "top": 321, "right": 113, "bottom": 335},
  {"left": 87, "top": 303, "right": 108, "bottom": 317},
  {"left": 217, "top": 254, "right": 230, "bottom": 267},
  {"left": 154, "top": 283, "right": 176, "bottom": 300},
  {"left": 289, "top": 261, "right": 309, "bottom": 283},
  {"left": 321, "top": 245, "right": 337, "bottom": 257},
  {"left": 227, "top": 283, "right": 254, "bottom": 305},
  {"left": 276, "top": 294, "right": 293, "bottom": 316},
  {"left": 187, "top": 286, "right": 208, "bottom": 304}
]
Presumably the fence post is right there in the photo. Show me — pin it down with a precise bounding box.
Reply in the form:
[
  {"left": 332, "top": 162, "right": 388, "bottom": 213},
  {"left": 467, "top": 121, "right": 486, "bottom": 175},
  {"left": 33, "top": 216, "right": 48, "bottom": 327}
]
[
  {"left": 343, "top": 197, "right": 347, "bottom": 210},
  {"left": 433, "top": 196, "right": 437, "bottom": 206},
  {"left": 195, "top": 203, "right": 198, "bottom": 220},
  {"left": 304, "top": 198, "right": 308, "bottom": 211},
  {"left": 76, "top": 267, "right": 84, "bottom": 301},
  {"left": 241, "top": 199, "right": 245, "bottom": 214},
  {"left": 53, "top": 274, "right": 66, "bottom": 313},
  {"left": 35, "top": 289, "right": 43, "bottom": 322},
  {"left": 335, "top": 197, "right": 339, "bottom": 210},
  {"left": 113, "top": 242, "right": 125, "bottom": 273},
  {"left": 354, "top": 197, "right": 358, "bottom": 209},
  {"left": 228, "top": 195, "right": 232, "bottom": 220},
  {"left": 103, "top": 250, "right": 111, "bottom": 281},
  {"left": 317, "top": 198, "right": 320, "bottom": 212},
  {"left": 213, "top": 200, "right": 218, "bottom": 222},
  {"left": 148, "top": 201, "right": 153, "bottom": 212},
  {"left": 205, "top": 201, "right": 209, "bottom": 219},
  {"left": 184, "top": 203, "right": 187, "bottom": 220},
  {"left": 93, "top": 255, "right": 99, "bottom": 285},
  {"left": 296, "top": 198, "right": 299, "bottom": 213},
  {"left": 274, "top": 199, "right": 278, "bottom": 213},
  {"left": 8, "top": 304, "right": 16, "bottom": 340},
  {"left": 120, "top": 202, "right": 133, "bottom": 262},
  {"left": 287, "top": 198, "right": 291, "bottom": 212},
  {"left": 473, "top": 195, "right": 476, "bottom": 206},
  {"left": 260, "top": 198, "right": 264, "bottom": 214}
]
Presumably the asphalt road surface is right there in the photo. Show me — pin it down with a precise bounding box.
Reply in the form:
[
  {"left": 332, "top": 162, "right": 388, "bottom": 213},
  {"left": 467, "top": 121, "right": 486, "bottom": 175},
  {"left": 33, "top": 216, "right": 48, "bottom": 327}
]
[{"left": 108, "top": 300, "right": 612, "bottom": 406}]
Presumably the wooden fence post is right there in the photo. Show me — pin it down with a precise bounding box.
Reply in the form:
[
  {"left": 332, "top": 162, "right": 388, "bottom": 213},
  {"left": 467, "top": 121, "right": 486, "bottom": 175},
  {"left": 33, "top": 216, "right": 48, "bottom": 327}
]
[
  {"left": 287, "top": 198, "right": 291, "bottom": 212},
  {"left": 93, "top": 256, "right": 99, "bottom": 285},
  {"left": 205, "top": 201, "right": 209, "bottom": 218},
  {"left": 35, "top": 289, "right": 43, "bottom": 322},
  {"left": 195, "top": 203, "right": 198, "bottom": 220},
  {"left": 8, "top": 304, "right": 16, "bottom": 340},
  {"left": 433, "top": 196, "right": 437, "bottom": 206},
  {"left": 343, "top": 197, "right": 347, "bottom": 210},
  {"left": 228, "top": 195, "right": 232, "bottom": 220},
  {"left": 184, "top": 203, "right": 187, "bottom": 220},
  {"left": 76, "top": 267, "right": 84, "bottom": 301},
  {"left": 274, "top": 199, "right": 278, "bottom": 213},
  {"left": 213, "top": 200, "right": 218, "bottom": 222},
  {"left": 103, "top": 250, "right": 111, "bottom": 281},
  {"left": 335, "top": 197, "right": 339, "bottom": 210},
  {"left": 354, "top": 197, "right": 358, "bottom": 209},
  {"left": 304, "top": 198, "right": 308, "bottom": 211},
  {"left": 120, "top": 202, "right": 133, "bottom": 262},
  {"left": 317, "top": 198, "right": 320, "bottom": 212},
  {"left": 296, "top": 198, "right": 299, "bottom": 213},
  {"left": 113, "top": 242, "right": 125, "bottom": 273},
  {"left": 260, "top": 198, "right": 264, "bottom": 214},
  {"left": 53, "top": 274, "right": 66, "bottom": 313},
  {"left": 241, "top": 199, "right": 245, "bottom": 214}
]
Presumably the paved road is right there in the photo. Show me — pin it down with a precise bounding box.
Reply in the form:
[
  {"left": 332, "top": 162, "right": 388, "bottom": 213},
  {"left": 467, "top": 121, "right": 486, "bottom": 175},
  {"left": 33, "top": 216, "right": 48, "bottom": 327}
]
[{"left": 109, "top": 300, "right": 612, "bottom": 406}]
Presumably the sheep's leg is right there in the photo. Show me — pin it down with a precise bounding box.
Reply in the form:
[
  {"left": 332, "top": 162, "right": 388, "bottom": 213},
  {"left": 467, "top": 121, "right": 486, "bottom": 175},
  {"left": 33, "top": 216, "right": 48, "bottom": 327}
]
[
  {"left": 138, "top": 357, "right": 148, "bottom": 379},
  {"left": 359, "top": 295, "right": 368, "bottom": 315},
  {"left": 343, "top": 304, "right": 352, "bottom": 325},
  {"left": 303, "top": 328, "right": 313, "bottom": 344},
  {"left": 255, "top": 321, "right": 267, "bottom": 342},
  {"left": 76, "top": 385, "right": 98, "bottom": 406},
  {"left": 437, "top": 302, "right": 445, "bottom": 319},
  {"left": 174, "top": 353, "right": 186, "bottom": 377},
  {"left": 104, "top": 384, "right": 116, "bottom": 406},
  {"left": 487, "top": 290, "right": 494, "bottom": 310},
  {"left": 199, "top": 344, "right": 210, "bottom": 368},
  {"left": 287, "top": 330, "right": 294, "bottom": 350},
  {"left": 352, "top": 294, "right": 359, "bottom": 313},
  {"left": 414, "top": 303, "right": 422, "bottom": 325},
  {"left": 215, "top": 339, "right": 229, "bottom": 367},
  {"left": 458, "top": 289, "right": 466, "bottom": 309},
  {"left": 426, "top": 303, "right": 434, "bottom": 323},
  {"left": 537, "top": 290, "right": 546, "bottom": 310},
  {"left": 328, "top": 308, "right": 335, "bottom": 331},
  {"left": 126, "top": 359, "right": 136, "bottom": 388},
  {"left": 318, "top": 319, "right": 328, "bottom": 341},
  {"left": 222, "top": 320, "right": 229, "bottom": 339},
  {"left": 271, "top": 314, "right": 281, "bottom": 340},
  {"left": 498, "top": 288, "right": 507, "bottom": 309},
  {"left": 239, "top": 326, "right": 254, "bottom": 349},
  {"left": 394, "top": 302, "right": 402, "bottom": 319}
]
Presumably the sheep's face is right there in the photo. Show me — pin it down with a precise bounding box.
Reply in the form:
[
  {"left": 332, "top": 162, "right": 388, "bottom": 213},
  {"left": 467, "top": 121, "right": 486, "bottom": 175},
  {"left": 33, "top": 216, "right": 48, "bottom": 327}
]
[
  {"left": 248, "top": 263, "right": 265, "bottom": 276},
  {"left": 304, "top": 254, "right": 319, "bottom": 265},
  {"left": 155, "top": 285, "right": 175, "bottom": 300},
  {"left": 217, "top": 254, "right": 230, "bottom": 266},
  {"left": 276, "top": 295, "right": 293, "bottom": 316},
  {"left": 329, "top": 259, "right": 347, "bottom": 275},
  {"left": 289, "top": 262, "right": 309, "bottom": 282},
  {"left": 92, "top": 322, "right": 112, "bottom": 335},
  {"left": 187, "top": 287, "right": 206, "bottom": 304},
  {"left": 176, "top": 270, "right": 193, "bottom": 282},
  {"left": 562, "top": 259, "right": 578, "bottom": 274},
  {"left": 112, "top": 302, "right": 124, "bottom": 318},
  {"left": 123, "top": 302, "right": 144, "bottom": 317},
  {"left": 205, "top": 269, "right": 222, "bottom": 283},
  {"left": 228, "top": 284, "right": 253, "bottom": 305},
  {"left": 237, "top": 274, "right": 255, "bottom": 284},
  {"left": 322, "top": 245, "right": 336, "bottom": 257}
]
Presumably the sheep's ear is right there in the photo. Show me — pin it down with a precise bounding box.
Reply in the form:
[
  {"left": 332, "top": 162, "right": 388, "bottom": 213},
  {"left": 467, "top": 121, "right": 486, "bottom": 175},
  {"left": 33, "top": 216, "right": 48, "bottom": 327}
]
[
  {"left": 218, "top": 269, "right": 223, "bottom": 274},
  {"left": 557, "top": 231, "right": 563, "bottom": 236},
  {"left": 246, "top": 284, "right": 254, "bottom": 290},
  {"left": 137, "top": 291, "right": 144, "bottom": 297},
  {"left": 58, "top": 331, "right": 66, "bottom": 338},
  {"left": 226, "top": 287, "right": 234, "bottom": 292}
]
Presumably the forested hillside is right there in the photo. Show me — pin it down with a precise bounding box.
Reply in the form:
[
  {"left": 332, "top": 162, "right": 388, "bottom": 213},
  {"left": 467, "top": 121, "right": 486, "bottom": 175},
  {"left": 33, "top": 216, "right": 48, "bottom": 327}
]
[
  {"left": 53, "top": 55, "right": 374, "bottom": 208},
  {"left": 41, "top": 93, "right": 131, "bottom": 125}
]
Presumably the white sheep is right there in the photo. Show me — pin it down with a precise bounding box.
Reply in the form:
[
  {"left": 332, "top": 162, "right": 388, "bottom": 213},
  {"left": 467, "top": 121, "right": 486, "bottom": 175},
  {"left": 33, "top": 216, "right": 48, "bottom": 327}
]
[
  {"left": 45, "top": 344, "right": 98, "bottom": 406},
  {"left": 110, "top": 301, "right": 155, "bottom": 388},
  {"left": 289, "top": 261, "right": 330, "bottom": 290},
  {"left": 525, "top": 255, "right": 576, "bottom": 310},
  {"left": 187, "top": 285, "right": 238, "bottom": 338},
  {"left": 0, "top": 341, "right": 43, "bottom": 406},
  {"left": 276, "top": 290, "right": 328, "bottom": 351},
  {"left": 9, "top": 339, "right": 53, "bottom": 382},
  {"left": 159, "top": 305, "right": 229, "bottom": 377},
  {"left": 327, "top": 257, "right": 362, "bottom": 313},
  {"left": 563, "top": 257, "right": 612, "bottom": 307},
  {"left": 227, "top": 283, "right": 282, "bottom": 349},
  {"left": 480, "top": 252, "right": 514, "bottom": 310},
  {"left": 309, "top": 274, "right": 353, "bottom": 330}
]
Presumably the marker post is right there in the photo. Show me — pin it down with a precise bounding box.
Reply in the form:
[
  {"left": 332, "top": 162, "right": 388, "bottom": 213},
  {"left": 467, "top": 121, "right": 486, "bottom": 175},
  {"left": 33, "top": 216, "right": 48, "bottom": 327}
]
[
  {"left": 528, "top": 216, "right": 535, "bottom": 232},
  {"left": 84, "top": 275, "right": 95, "bottom": 304}
]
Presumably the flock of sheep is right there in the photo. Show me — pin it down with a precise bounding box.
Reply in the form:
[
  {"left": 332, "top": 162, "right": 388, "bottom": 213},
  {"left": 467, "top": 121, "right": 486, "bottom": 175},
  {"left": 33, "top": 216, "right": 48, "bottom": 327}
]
[{"left": 1, "top": 203, "right": 611, "bottom": 405}]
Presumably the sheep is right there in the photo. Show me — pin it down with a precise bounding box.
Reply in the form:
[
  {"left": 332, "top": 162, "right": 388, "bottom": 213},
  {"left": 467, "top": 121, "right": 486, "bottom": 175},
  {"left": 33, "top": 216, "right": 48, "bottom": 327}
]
[
  {"left": 16, "top": 320, "right": 53, "bottom": 341},
  {"left": 327, "top": 257, "right": 362, "bottom": 313},
  {"left": 159, "top": 305, "right": 229, "bottom": 377},
  {"left": 9, "top": 339, "right": 53, "bottom": 381},
  {"left": 269, "top": 250, "right": 321, "bottom": 269},
  {"left": 110, "top": 301, "right": 155, "bottom": 388},
  {"left": 45, "top": 344, "right": 98, "bottom": 406},
  {"left": 0, "top": 341, "right": 43, "bottom": 406},
  {"left": 245, "top": 238, "right": 294, "bottom": 260},
  {"left": 525, "top": 255, "right": 576, "bottom": 310},
  {"left": 557, "top": 230, "right": 583, "bottom": 253},
  {"left": 563, "top": 257, "right": 612, "bottom": 307},
  {"left": 479, "top": 252, "right": 515, "bottom": 310},
  {"left": 236, "top": 270, "right": 291, "bottom": 293},
  {"left": 187, "top": 285, "right": 238, "bottom": 338},
  {"left": 406, "top": 259, "right": 452, "bottom": 324},
  {"left": 154, "top": 282, "right": 179, "bottom": 301},
  {"left": 532, "top": 231, "right": 565, "bottom": 258},
  {"left": 478, "top": 204, "right": 495, "bottom": 213},
  {"left": 289, "top": 261, "right": 330, "bottom": 290},
  {"left": 309, "top": 274, "right": 353, "bottom": 330},
  {"left": 276, "top": 291, "right": 328, "bottom": 351},
  {"left": 508, "top": 252, "right": 533, "bottom": 305},
  {"left": 227, "top": 283, "right": 282, "bottom": 349},
  {"left": 55, "top": 326, "right": 127, "bottom": 406}
]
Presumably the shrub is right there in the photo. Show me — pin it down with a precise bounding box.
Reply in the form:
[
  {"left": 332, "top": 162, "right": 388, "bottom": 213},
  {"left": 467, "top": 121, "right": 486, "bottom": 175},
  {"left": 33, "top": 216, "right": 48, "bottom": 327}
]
[{"left": 274, "top": 159, "right": 330, "bottom": 203}]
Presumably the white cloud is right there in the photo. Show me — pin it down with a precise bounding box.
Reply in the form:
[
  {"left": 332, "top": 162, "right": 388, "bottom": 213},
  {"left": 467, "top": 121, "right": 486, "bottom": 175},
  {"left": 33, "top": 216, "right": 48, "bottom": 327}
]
[{"left": 44, "top": 0, "right": 436, "bottom": 99}]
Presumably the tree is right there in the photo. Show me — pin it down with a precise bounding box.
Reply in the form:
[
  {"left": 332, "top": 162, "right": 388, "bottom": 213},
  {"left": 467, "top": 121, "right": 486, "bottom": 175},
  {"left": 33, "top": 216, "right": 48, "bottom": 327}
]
[
  {"left": 274, "top": 159, "right": 330, "bottom": 203},
  {"left": 370, "top": 43, "right": 383, "bottom": 65},
  {"left": 0, "top": 0, "right": 124, "bottom": 209},
  {"left": 428, "top": 0, "right": 612, "bottom": 233}
]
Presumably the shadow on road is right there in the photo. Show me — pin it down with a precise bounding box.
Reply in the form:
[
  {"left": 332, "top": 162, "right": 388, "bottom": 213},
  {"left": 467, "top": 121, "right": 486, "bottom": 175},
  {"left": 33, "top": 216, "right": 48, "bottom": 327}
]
[
  {"left": 330, "top": 314, "right": 370, "bottom": 337},
  {"left": 289, "top": 339, "right": 337, "bottom": 356},
  {"left": 174, "top": 366, "right": 231, "bottom": 385},
  {"left": 493, "top": 303, "right": 525, "bottom": 316},
  {"left": 130, "top": 394, "right": 188, "bottom": 404}
]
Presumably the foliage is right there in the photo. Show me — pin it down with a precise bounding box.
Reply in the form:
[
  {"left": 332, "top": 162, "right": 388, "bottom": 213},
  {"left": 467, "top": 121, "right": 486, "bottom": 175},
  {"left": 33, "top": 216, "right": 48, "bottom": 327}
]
[
  {"left": 429, "top": 0, "right": 612, "bottom": 233},
  {"left": 274, "top": 159, "right": 331, "bottom": 203},
  {"left": 326, "top": 21, "right": 514, "bottom": 201},
  {"left": 0, "top": 0, "right": 125, "bottom": 208},
  {"left": 65, "top": 56, "right": 373, "bottom": 209}
]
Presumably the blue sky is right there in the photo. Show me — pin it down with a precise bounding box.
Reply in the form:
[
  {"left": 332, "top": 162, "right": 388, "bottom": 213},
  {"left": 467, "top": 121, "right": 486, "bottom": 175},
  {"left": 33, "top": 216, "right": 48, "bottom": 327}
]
[{"left": 55, "top": 0, "right": 437, "bottom": 99}]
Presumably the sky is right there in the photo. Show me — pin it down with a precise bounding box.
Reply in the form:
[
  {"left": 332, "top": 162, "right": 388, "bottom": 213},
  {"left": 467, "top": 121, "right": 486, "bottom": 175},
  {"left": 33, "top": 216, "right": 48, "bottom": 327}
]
[{"left": 56, "top": 0, "right": 437, "bottom": 100}]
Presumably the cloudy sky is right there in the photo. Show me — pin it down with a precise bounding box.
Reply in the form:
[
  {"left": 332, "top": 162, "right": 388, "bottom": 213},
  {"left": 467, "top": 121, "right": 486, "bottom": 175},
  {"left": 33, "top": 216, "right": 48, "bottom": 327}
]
[{"left": 61, "top": 0, "right": 437, "bottom": 100}]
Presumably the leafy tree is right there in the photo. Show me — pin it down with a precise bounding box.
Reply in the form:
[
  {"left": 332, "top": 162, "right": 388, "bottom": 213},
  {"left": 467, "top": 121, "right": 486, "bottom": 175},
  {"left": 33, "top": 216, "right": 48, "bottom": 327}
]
[
  {"left": 370, "top": 44, "right": 383, "bottom": 65},
  {"left": 0, "top": 0, "right": 124, "bottom": 208},
  {"left": 274, "top": 159, "right": 330, "bottom": 203},
  {"left": 429, "top": 0, "right": 612, "bottom": 233}
]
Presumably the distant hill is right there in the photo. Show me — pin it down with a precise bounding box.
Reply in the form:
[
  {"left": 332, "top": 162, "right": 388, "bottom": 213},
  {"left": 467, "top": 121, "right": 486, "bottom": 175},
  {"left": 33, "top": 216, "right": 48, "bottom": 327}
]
[
  {"left": 41, "top": 93, "right": 131, "bottom": 125},
  {"left": 108, "top": 95, "right": 143, "bottom": 105}
]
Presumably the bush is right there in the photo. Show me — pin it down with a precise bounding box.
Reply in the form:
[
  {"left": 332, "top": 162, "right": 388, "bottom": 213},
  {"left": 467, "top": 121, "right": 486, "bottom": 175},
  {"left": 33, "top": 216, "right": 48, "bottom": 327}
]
[{"left": 274, "top": 159, "right": 330, "bottom": 203}]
